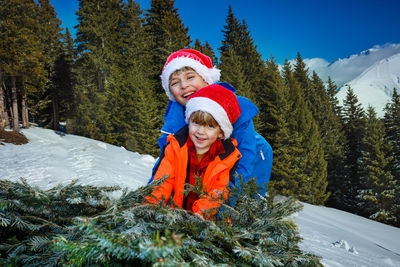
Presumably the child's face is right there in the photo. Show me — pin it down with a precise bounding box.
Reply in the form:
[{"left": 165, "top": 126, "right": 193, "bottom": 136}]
[
  {"left": 169, "top": 69, "right": 209, "bottom": 106},
  {"left": 188, "top": 119, "right": 223, "bottom": 155}
]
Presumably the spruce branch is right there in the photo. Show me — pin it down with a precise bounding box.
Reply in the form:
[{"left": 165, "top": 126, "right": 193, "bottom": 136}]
[{"left": 0, "top": 177, "right": 322, "bottom": 266}]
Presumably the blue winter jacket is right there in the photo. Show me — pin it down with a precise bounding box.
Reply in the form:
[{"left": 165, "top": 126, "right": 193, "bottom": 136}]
[{"left": 149, "top": 82, "right": 264, "bottom": 188}]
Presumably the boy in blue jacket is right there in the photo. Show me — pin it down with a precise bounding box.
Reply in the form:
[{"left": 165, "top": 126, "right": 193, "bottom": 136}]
[{"left": 149, "top": 49, "right": 272, "bottom": 195}]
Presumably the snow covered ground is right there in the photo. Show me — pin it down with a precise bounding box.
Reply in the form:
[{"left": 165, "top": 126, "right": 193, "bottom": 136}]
[{"left": 1, "top": 127, "right": 400, "bottom": 267}]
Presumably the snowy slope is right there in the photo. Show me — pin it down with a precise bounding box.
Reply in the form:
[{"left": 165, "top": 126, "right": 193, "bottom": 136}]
[
  {"left": 1, "top": 127, "right": 400, "bottom": 267},
  {"left": 336, "top": 53, "right": 400, "bottom": 117},
  {"left": 0, "top": 127, "right": 155, "bottom": 190},
  {"left": 305, "top": 43, "right": 400, "bottom": 88},
  {"left": 303, "top": 43, "right": 400, "bottom": 117},
  {"left": 296, "top": 203, "right": 400, "bottom": 267}
]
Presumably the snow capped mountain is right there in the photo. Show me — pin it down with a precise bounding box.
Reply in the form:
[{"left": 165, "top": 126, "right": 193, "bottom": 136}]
[
  {"left": 336, "top": 53, "right": 400, "bottom": 117},
  {"left": 304, "top": 44, "right": 400, "bottom": 88},
  {"left": 303, "top": 43, "right": 400, "bottom": 117}
]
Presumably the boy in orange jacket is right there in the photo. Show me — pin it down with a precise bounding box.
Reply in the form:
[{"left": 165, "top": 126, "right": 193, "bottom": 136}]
[{"left": 146, "top": 84, "right": 242, "bottom": 220}]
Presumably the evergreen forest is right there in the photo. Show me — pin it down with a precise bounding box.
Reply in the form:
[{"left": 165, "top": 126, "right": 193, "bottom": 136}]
[{"left": 1, "top": 0, "right": 399, "bottom": 243}]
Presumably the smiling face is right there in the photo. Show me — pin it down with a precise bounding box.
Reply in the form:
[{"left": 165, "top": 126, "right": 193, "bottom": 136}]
[
  {"left": 188, "top": 111, "right": 223, "bottom": 155},
  {"left": 169, "top": 67, "right": 209, "bottom": 106}
]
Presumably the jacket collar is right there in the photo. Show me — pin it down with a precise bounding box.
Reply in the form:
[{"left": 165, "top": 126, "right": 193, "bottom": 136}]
[
  {"left": 219, "top": 138, "right": 236, "bottom": 160},
  {"left": 174, "top": 125, "right": 189, "bottom": 147}
]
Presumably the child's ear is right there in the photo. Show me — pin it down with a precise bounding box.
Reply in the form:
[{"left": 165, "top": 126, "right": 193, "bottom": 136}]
[{"left": 218, "top": 131, "right": 224, "bottom": 139}]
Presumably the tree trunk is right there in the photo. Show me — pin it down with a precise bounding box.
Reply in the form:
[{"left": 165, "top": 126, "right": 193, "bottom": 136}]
[
  {"left": 11, "top": 75, "right": 19, "bottom": 132},
  {"left": 0, "top": 73, "right": 6, "bottom": 130},
  {"left": 52, "top": 93, "right": 59, "bottom": 130},
  {"left": 4, "top": 80, "right": 10, "bottom": 129},
  {"left": 21, "top": 77, "right": 29, "bottom": 128}
]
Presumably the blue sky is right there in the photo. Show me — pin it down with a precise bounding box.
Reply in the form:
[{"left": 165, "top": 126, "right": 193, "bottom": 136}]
[{"left": 51, "top": 0, "right": 400, "bottom": 64}]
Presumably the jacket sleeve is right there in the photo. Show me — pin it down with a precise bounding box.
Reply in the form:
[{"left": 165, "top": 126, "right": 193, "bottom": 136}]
[
  {"left": 145, "top": 143, "right": 176, "bottom": 205},
  {"left": 149, "top": 101, "right": 186, "bottom": 184},
  {"left": 191, "top": 166, "right": 235, "bottom": 219},
  {"left": 231, "top": 119, "right": 257, "bottom": 185}
]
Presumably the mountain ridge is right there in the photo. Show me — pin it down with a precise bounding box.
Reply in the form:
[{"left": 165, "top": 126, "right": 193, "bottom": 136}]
[{"left": 302, "top": 43, "right": 400, "bottom": 117}]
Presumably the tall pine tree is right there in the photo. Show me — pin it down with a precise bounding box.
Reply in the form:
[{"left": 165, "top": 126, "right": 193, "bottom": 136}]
[
  {"left": 116, "top": 0, "right": 160, "bottom": 156},
  {"left": 383, "top": 88, "right": 400, "bottom": 225},
  {"left": 357, "top": 106, "right": 397, "bottom": 225},
  {"left": 293, "top": 52, "right": 312, "bottom": 100},
  {"left": 326, "top": 76, "right": 342, "bottom": 117},
  {"left": 258, "top": 58, "right": 287, "bottom": 146},
  {"left": 310, "top": 72, "right": 346, "bottom": 207},
  {"left": 383, "top": 88, "right": 400, "bottom": 180},
  {"left": 219, "top": 48, "right": 252, "bottom": 100},
  {"left": 0, "top": 0, "right": 46, "bottom": 124},
  {"left": 341, "top": 86, "right": 366, "bottom": 212},
  {"left": 324, "top": 76, "right": 346, "bottom": 208},
  {"left": 143, "top": 0, "right": 191, "bottom": 105},
  {"left": 219, "top": 5, "right": 266, "bottom": 123},
  {"left": 219, "top": 6, "right": 266, "bottom": 81},
  {"left": 71, "top": 0, "right": 122, "bottom": 140},
  {"left": 262, "top": 59, "right": 305, "bottom": 203},
  {"left": 58, "top": 27, "right": 75, "bottom": 122},
  {"left": 273, "top": 61, "right": 329, "bottom": 205},
  {"left": 37, "top": 0, "right": 67, "bottom": 129},
  {"left": 193, "top": 39, "right": 218, "bottom": 65}
]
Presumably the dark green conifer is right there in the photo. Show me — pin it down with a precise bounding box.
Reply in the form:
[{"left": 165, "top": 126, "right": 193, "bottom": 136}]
[
  {"left": 0, "top": 179, "right": 119, "bottom": 265},
  {"left": 276, "top": 61, "right": 329, "bottom": 205},
  {"left": 58, "top": 27, "right": 75, "bottom": 121},
  {"left": 34, "top": 0, "right": 66, "bottom": 129},
  {"left": 270, "top": 60, "right": 307, "bottom": 200},
  {"left": 119, "top": 0, "right": 160, "bottom": 156},
  {"left": 218, "top": 5, "right": 266, "bottom": 130},
  {"left": 341, "top": 86, "right": 366, "bottom": 212},
  {"left": 143, "top": 0, "right": 191, "bottom": 105},
  {"left": 258, "top": 58, "right": 288, "bottom": 145},
  {"left": 0, "top": 0, "right": 47, "bottom": 120},
  {"left": 219, "top": 49, "right": 252, "bottom": 100},
  {"left": 383, "top": 88, "right": 400, "bottom": 224},
  {"left": 52, "top": 42, "right": 74, "bottom": 126},
  {"left": 323, "top": 77, "right": 347, "bottom": 208},
  {"left": 71, "top": 0, "right": 122, "bottom": 141},
  {"left": 383, "top": 88, "right": 400, "bottom": 179},
  {"left": 326, "top": 76, "right": 342, "bottom": 117},
  {"left": 293, "top": 52, "right": 312, "bottom": 99},
  {"left": 311, "top": 72, "right": 346, "bottom": 207},
  {"left": 358, "top": 106, "right": 397, "bottom": 225},
  {"left": 193, "top": 39, "right": 218, "bottom": 65},
  {"left": 0, "top": 179, "right": 322, "bottom": 266},
  {"left": 237, "top": 19, "right": 266, "bottom": 86},
  {"left": 309, "top": 71, "right": 330, "bottom": 122},
  {"left": 261, "top": 59, "right": 304, "bottom": 202},
  {"left": 219, "top": 5, "right": 242, "bottom": 55},
  {"left": 144, "top": 0, "right": 191, "bottom": 55},
  {"left": 49, "top": 26, "right": 75, "bottom": 129}
]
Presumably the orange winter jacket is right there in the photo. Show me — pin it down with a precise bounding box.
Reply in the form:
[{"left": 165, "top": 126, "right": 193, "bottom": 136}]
[{"left": 146, "top": 126, "right": 241, "bottom": 219}]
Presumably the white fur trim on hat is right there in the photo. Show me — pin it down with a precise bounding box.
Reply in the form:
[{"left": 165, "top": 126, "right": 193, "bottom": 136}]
[
  {"left": 161, "top": 56, "right": 221, "bottom": 101},
  {"left": 185, "top": 97, "right": 232, "bottom": 139}
]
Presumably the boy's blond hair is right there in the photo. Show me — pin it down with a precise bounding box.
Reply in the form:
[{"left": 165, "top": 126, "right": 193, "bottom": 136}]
[{"left": 189, "top": 111, "right": 219, "bottom": 127}]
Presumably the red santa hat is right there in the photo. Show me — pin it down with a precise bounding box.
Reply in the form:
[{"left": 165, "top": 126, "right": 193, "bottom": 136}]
[
  {"left": 161, "top": 49, "right": 221, "bottom": 101},
  {"left": 185, "top": 84, "right": 241, "bottom": 139}
]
